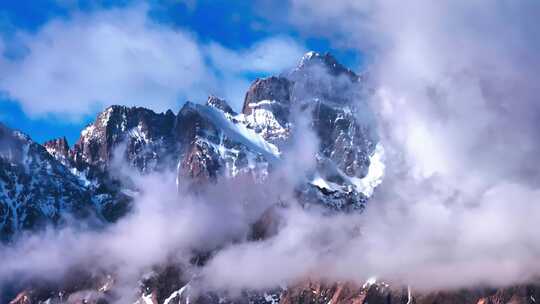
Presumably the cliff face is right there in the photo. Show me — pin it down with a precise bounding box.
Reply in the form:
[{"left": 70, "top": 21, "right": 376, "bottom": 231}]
[
  {"left": 280, "top": 281, "right": 540, "bottom": 304},
  {"left": 0, "top": 123, "right": 103, "bottom": 239}
]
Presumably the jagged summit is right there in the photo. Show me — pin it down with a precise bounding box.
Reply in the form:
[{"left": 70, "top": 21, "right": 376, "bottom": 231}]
[
  {"left": 298, "top": 51, "right": 337, "bottom": 67},
  {"left": 0, "top": 122, "right": 119, "bottom": 239},
  {"left": 43, "top": 136, "right": 70, "bottom": 166},
  {"left": 295, "top": 51, "right": 358, "bottom": 80},
  {"left": 206, "top": 95, "right": 235, "bottom": 115},
  {"left": 72, "top": 105, "right": 177, "bottom": 171},
  {"left": 242, "top": 51, "right": 363, "bottom": 124}
]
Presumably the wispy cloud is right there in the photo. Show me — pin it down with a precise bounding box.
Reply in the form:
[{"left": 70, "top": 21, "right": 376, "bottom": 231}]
[
  {"left": 0, "top": 117, "right": 322, "bottom": 302},
  {"left": 173, "top": 0, "right": 540, "bottom": 293},
  {"left": 0, "top": 4, "right": 305, "bottom": 118},
  {"left": 269, "top": 0, "right": 540, "bottom": 291},
  {"left": 206, "top": 36, "right": 305, "bottom": 75}
]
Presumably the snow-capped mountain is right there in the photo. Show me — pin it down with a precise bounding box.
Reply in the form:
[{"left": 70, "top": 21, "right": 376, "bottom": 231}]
[
  {"left": 6, "top": 52, "right": 530, "bottom": 304},
  {"left": 0, "top": 123, "right": 129, "bottom": 240},
  {"left": 13, "top": 52, "right": 380, "bottom": 231},
  {"left": 1, "top": 51, "right": 386, "bottom": 303},
  {"left": 63, "top": 52, "right": 379, "bottom": 204},
  {"left": 71, "top": 105, "right": 178, "bottom": 173},
  {"left": 62, "top": 51, "right": 377, "bottom": 198}
]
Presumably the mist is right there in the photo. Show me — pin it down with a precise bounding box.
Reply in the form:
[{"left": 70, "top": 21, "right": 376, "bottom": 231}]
[
  {"left": 0, "top": 115, "right": 321, "bottom": 302},
  {"left": 199, "top": 0, "right": 540, "bottom": 293},
  {"left": 2, "top": 0, "right": 540, "bottom": 300}
]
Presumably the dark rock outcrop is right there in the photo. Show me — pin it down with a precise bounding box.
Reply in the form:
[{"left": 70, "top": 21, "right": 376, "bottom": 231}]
[
  {"left": 72, "top": 105, "right": 178, "bottom": 172},
  {"left": 0, "top": 123, "right": 98, "bottom": 240}
]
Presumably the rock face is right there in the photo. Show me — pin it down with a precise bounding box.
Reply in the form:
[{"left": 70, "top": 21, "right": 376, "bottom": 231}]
[
  {"left": 72, "top": 105, "right": 178, "bottom": 173},
  {"left": 280, "top": 282, "right": 540, "bottom": 304},
  {"left": 7, "top": 275, "right": 540, "bottom": 304},
  {"left": 6, "top": 269, "right": 114, "bottom": 304},
  {"left": 239, "top": 51, "right": 379, "bottom": 211},
  {"left": 43, "top": 137, "right": 71, "bottom": 166},
  {"left": 0, "top": 123, "right": 105, "bottom": 240}
]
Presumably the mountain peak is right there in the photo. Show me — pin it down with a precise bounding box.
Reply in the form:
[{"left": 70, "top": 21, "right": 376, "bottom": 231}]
[
  {"left": 73, "top": 104, "right": 177, "bottom": 170},
  {"left": 300, "top": 50, "right": 318, "bottom": 62},
  {"left": 1, "top": 50, "right": 387, "bottom": 301},
  {"left": 206, "top": 95, "right": 235, "bottom": 115},
  {"left": 43, "top": 136, "right": 71, "bottom": 165},
  {"left": 44, "top": 136, "right": 69, "bottom": 149},
  {"left": 295, "top": 51, "right": 357, "bottom": 80},
  {"left": 298, "top": 51, "right": 327, "bottom": 65}
]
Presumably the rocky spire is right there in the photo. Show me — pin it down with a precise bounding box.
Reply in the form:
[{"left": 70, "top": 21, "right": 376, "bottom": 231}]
[
  {"left": 43, "top": 136, "right": 70, "bottom": 165},
  {"left": 206, "top": 95, "right": 235, "bottom": 115}
]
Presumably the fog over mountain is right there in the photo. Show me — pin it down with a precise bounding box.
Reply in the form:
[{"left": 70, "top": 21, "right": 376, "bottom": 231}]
[
  {"left": 1, "top": 1, "right": 540, "bottom": 304},
  {"left": 290, "top": 0, "right": 540, "bottom": 289}
]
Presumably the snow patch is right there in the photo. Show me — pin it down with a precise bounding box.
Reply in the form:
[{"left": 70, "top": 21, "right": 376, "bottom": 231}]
[
  {"left": 141, "top": 293, "right": 154, "bottom": 304},
  {"left": 194, "top": 104, "right": 280, "bottom": 161},
  {"left": 348, "top": 143, "right": 385, "bottom": 197},
  {"left": 242, "top": 107, "right": 288, "bottom": 140},
  {"left": 406, "top": 286, "right": 413, "bottom": 304},
  {"left": 164, "top": 284, "right": 190, "bottom": 304},
  {"left": 310, "top": 175, "right": 340, "bottom": 192},
  {"left": 70, "top": 167, "right": 93, "bottom": 187},
  {"left": 233, "top": 119, "right": 280, "bottom": 157},
  {"left": 128, "top": 124, "right": 149, "bottom": 143},
  {"left": 263, "top": 292, "right": 279, "bottom": 304},
  {"left": 81, "top": 125, "right": 96, "bottom": 140},
  {"left": 300, "top": 51, "right": 317, "bottom": 64},
  {"left": 362, "top": 276, "right": 377, "bottom": 289},
  {"left": 100, "top": 107, "right": 114, "bottom": 126},
  {"left": 248, "top": 99, "right": 276, "bottom": 108}
]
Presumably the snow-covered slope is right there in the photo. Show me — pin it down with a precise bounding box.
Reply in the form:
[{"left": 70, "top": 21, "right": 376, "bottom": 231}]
[
  {"left": 0, "top": 123, "right": 127, "bottom": 240},
  {"left": 238, "top": 52, "right": 379, "bottom": 210}
]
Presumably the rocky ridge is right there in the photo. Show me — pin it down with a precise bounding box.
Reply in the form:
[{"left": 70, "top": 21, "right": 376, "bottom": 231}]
[{"left": 2, "top": 52, "right": 528, "bottom": 304}]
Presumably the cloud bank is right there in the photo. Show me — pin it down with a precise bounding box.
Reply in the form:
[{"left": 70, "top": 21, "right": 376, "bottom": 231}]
[
  {"left": 194, "top": 0, "right": 540, "bottom": 293},
  {"left": 0, "top": 118, "right": 321, "bottom": 302},
  {"left": 0, "top": 4, "right": 305, "bottom": 118}
]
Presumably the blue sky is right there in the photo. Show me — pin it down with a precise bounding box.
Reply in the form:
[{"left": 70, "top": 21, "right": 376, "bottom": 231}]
[{"left": 0, "top": 0, "right": 362, "bottom": 144}]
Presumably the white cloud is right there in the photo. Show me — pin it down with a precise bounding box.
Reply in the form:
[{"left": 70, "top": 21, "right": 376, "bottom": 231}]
[
  {"left": 0, "top": 5, "right": 305, "bottom": 117},
  {"left": 196, "top": 0, "right": 540, "bottom": 292},
  {"left": 0, "top": 5, "right": 208, "bottom": 117},
  {"left": 298, "top": 0, "right": 540, "bottom": 290},
  {"left": 206, "top": 36, "right": 305, "bottom": 74},
  {"left": 0, "top": 167, "right": 281, "bottom": 302}
]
